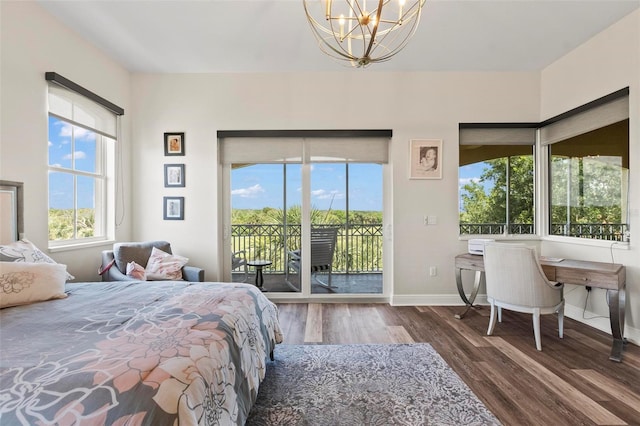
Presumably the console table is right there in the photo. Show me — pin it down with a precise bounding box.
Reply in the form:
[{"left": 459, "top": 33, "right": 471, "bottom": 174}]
[{"left": 454, "top": 253, "right": 627, "bottom": 362}]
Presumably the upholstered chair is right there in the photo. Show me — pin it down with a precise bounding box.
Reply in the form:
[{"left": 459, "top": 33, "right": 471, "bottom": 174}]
[
  {"left": 484, "top": 242, "right": 564, "bottom": 351},
  {"left": 100, "top": 240, "right": 204, "bottom": 282}
]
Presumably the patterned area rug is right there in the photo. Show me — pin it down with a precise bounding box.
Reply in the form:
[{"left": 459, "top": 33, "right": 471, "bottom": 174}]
[{"left": 246, "top": 343, "right": 501, "bottom": 425}]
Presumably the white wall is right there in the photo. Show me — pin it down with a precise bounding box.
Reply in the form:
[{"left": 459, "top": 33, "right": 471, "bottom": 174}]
[
  {"left": 130, "top": 72, "right": 540, "bottom": 295},
  {"left": 0, "top": 2, "right": 132, "bottom": 280},
  {"left": 540, "top": 10, "right": 640, "bottom": 343}
]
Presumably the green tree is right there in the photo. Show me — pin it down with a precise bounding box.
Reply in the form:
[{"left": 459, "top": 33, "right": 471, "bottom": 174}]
[{"left": 460, "top": 156, "right": 534, "bottom": 227}]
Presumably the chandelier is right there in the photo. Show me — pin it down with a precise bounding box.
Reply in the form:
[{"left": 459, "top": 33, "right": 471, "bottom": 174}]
[{"left": 303, "top": 0, "right": 426, "bottom": 68}]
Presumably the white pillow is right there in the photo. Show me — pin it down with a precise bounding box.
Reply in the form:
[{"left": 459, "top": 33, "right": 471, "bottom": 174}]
[
  {"left": 126, "top": 261, "right": 147, "bottom": 281},
  {"left": 0, "top": 261, "right": 68, "bottom": 308},
  {"left": 144, "top": 247, "right": 188, "bottom": 281},
  {"left": 0, "top": 239, "right": 75, "bottom": 281}
]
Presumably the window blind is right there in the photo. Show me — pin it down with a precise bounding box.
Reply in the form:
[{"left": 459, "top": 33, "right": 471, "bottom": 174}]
[
  {"left": 540, "top": 94, "right": 629, "bottom": 146},
  {"left": 459, "top": 127, "right": 537, "bottom": 145},
  {"left": 219, "top": 131, "right": 390, "bottom": 165},
  {"left": 48, "top": 84, "right": 118, "bottom": 139}
]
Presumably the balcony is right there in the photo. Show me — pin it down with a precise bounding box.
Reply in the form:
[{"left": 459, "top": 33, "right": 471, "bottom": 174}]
[{"left": 231, "top": 224, "right": 383, "bottom": 293}]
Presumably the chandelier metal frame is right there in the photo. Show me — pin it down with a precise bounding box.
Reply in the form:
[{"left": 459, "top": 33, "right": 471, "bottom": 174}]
[{"left": 303, "top": 0, "right": 426, "bottom": 68}]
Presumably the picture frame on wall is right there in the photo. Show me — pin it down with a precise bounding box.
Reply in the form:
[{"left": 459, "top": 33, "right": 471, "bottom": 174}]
[
  {"left": 409, "top": 139, "right": 443, "bottom": 180},
  {"left": 163, "top": 196, "right": 184, "bottom": 220},
  {"left": 164, "top": 132, "right": 185, "bottom": 156},
  {"left": 164, "top": 164, "right": 185, "bottom": 188}
]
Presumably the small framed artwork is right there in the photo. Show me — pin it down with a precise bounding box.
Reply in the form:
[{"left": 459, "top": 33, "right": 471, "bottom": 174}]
[
  {"left": 164, "top": 132, "right": 185, "bottom": 156},
  {"left": 409, "top": 139, "right": 443, "bottom": 180},
  {"left": 164, "top": 164, "right": 185, "bottom": 187},
  {"left": 163, "top": 196, "right": 184, "bottom": 220}
]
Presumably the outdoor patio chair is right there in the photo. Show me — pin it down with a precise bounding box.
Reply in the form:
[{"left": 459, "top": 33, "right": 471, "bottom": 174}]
[
  {"left": 232, "top": 249, "right": 249, "bottom": 282},
  {"left": 286, "top": 227, "right": 339, "bottom": 291}
]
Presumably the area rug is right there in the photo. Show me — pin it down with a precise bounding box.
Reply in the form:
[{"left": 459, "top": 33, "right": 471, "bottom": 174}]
[{"left": 246, "top": 343, "right": 501, "bottom": 425}]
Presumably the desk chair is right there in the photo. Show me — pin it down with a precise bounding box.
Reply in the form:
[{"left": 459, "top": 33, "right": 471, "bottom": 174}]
[{"left": 484, "top": 242, "right": 564, "bottom": 351}]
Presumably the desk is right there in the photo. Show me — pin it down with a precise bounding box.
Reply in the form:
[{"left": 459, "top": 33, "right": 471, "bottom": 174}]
[
  {"left": 247, "top": 259, "right": 272, "bottom": 291},
  {"left": 454, "top": 253, "right": 627, "bottom": 362}
]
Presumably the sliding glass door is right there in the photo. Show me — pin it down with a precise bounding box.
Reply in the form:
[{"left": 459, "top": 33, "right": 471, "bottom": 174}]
[{"left": 220, "top": 132, "right": 389, "bottom": 297}]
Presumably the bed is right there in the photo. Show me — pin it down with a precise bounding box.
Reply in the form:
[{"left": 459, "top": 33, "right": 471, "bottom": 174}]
[{"left": 0, "top": 279, "right": 283, "bottom": 425}]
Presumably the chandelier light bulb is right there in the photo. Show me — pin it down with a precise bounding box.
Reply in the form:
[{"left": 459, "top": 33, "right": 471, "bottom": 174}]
[{"left": 304, "top": 0, "right": 427, "bottom": 68}]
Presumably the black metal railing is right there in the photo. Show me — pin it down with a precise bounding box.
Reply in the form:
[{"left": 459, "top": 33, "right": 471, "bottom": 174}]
[
  {"left": 231, "top": 224, "right": 383, "bottom": 274},
  {"left": 549, "top": 223, "right": 628, "bottom": 241},
  {"left": 460, "top": 222, "right": 628, "bottom": 241}
]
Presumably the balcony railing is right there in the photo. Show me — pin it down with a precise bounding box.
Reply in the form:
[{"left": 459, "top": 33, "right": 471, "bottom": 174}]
[
  {"left": 460, "top": 222, "right": 628, "bottom": 241},
  {"left": 231, "top": 224, "right": 383, "bottom": 274}
]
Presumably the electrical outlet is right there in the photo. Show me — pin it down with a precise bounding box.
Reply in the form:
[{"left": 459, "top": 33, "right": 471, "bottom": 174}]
[
  {"left": 623, "top": 230, "right": 631, "bottom": 242},
  {"left": 428, "top": 215, "right": 437, "bottom": 225}
]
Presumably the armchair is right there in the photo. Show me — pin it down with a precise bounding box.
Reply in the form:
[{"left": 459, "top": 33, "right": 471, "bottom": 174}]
[
  {"left": 484, "top": 242, "right": 564, "bottom": 351},
  {"left": 100, "top": 240, "right": 204, "bottom": 282}
]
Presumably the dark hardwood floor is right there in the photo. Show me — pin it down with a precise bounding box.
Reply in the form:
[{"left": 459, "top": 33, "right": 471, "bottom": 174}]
[{"left": 275, "top": 303, "right": 640, "bottom": 426}]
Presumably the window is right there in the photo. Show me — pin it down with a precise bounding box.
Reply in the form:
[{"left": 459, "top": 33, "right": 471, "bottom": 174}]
[
  {"left": 458, "top": 89, "right": 630, "bottom": 243},
  {"left": 458, "top": 125, "right": 536, "bottom": 236},
  {"left": 47, "top": 76, "right": 122, "bottom": 246},
  {"left": 541, "top": 91, "right": 629, "bottom": 241}
]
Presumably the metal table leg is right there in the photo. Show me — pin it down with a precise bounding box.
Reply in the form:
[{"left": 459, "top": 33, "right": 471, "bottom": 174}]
[
  {"left": 454, "top": 268, "right": 483, "bottom": 319},
  {"left": 607, "top": 286, "right": 626, "bottom": 362}
]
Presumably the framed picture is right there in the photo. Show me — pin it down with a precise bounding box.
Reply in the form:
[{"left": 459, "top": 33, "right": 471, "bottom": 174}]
[
  {"left": 409, "top": 139, "right": 443, "bottom": 179},
  {"left": 164, "top": 132, "right": 185, "bottom": 156},
  {"left": 164, "top": 164, "right": 185, "bottom": 187},
  {"left": 163, "top": 196, "right": 184, "bottom": 220}
]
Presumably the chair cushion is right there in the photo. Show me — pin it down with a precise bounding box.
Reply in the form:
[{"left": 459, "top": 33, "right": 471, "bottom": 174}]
[
  {"left": 126, "top": 261, "right": 147, "bottom": 280},
  {"left": 145, "top": 247, "right": 188, "bottom": 281},
  {"left": 113, "top": 241, "right": 171, "bottom": 274}
]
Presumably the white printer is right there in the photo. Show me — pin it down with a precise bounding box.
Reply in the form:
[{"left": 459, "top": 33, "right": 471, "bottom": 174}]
[{"left": 468, "top": 238, "right": 495, "bottom": 255}]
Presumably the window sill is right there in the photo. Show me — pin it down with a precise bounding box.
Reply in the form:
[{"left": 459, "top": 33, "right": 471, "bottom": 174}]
[
  {"left": 458, "top": 234, "right": 541, "bottom": 242},
  {"left": 541, "top": 235, "right": 630, "bottom": 250},
  {"left": 48, "top": 239, "right": 115, "bottom": 253}
]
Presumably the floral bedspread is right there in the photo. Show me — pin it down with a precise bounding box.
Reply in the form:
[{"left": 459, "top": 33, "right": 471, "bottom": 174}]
[{"left": 0, "top": 281, "right": 283, "bottom": 425}]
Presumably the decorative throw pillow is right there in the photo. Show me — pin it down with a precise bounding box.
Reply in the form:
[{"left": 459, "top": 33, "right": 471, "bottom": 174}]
[
  {"left": 144, "top": 247, "right": 188, "bottom": 281},
  {"left": 126, "top": 261, "right": 147, "bottom": 281},
  {"left": 0, "top": 261, "right": 68, "bottom": 308},
  {"left": 0, "top": 239, "right": 75, "bottom": 281}
]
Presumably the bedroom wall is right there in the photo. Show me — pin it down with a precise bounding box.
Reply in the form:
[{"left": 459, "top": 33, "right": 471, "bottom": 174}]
[
  {"left": 540, "top": 10, "right": 640, "bottom": 343},
  {"left": 130, "top": 72, "right": 540, "bottom": 299},
  {"left": 0, "top": 2, "right": 132, "bottom": 279}
]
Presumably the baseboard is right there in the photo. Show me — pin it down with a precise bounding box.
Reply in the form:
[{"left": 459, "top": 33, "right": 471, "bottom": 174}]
[
  {"left": 390, "top": 293, "right": 489, "bottom": 306},
  {"left": 390, "top": 294, "right": 639, "bottom": 347}
]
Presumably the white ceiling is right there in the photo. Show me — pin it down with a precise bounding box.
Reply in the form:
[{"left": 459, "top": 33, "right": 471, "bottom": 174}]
[{"left": 36, "top": 0, "right": 640, "bottom": 73}]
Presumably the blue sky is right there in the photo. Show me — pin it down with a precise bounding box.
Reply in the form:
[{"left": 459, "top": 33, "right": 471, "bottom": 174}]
[
  {"left": 48, "top": 116, "right": 97, "bottom": 209},
  {"left": 232, "top": 162, "right": 487, "bottom": 212},
  {"left": 231, "top": 163, "right": 383, "bottom": 211}
]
